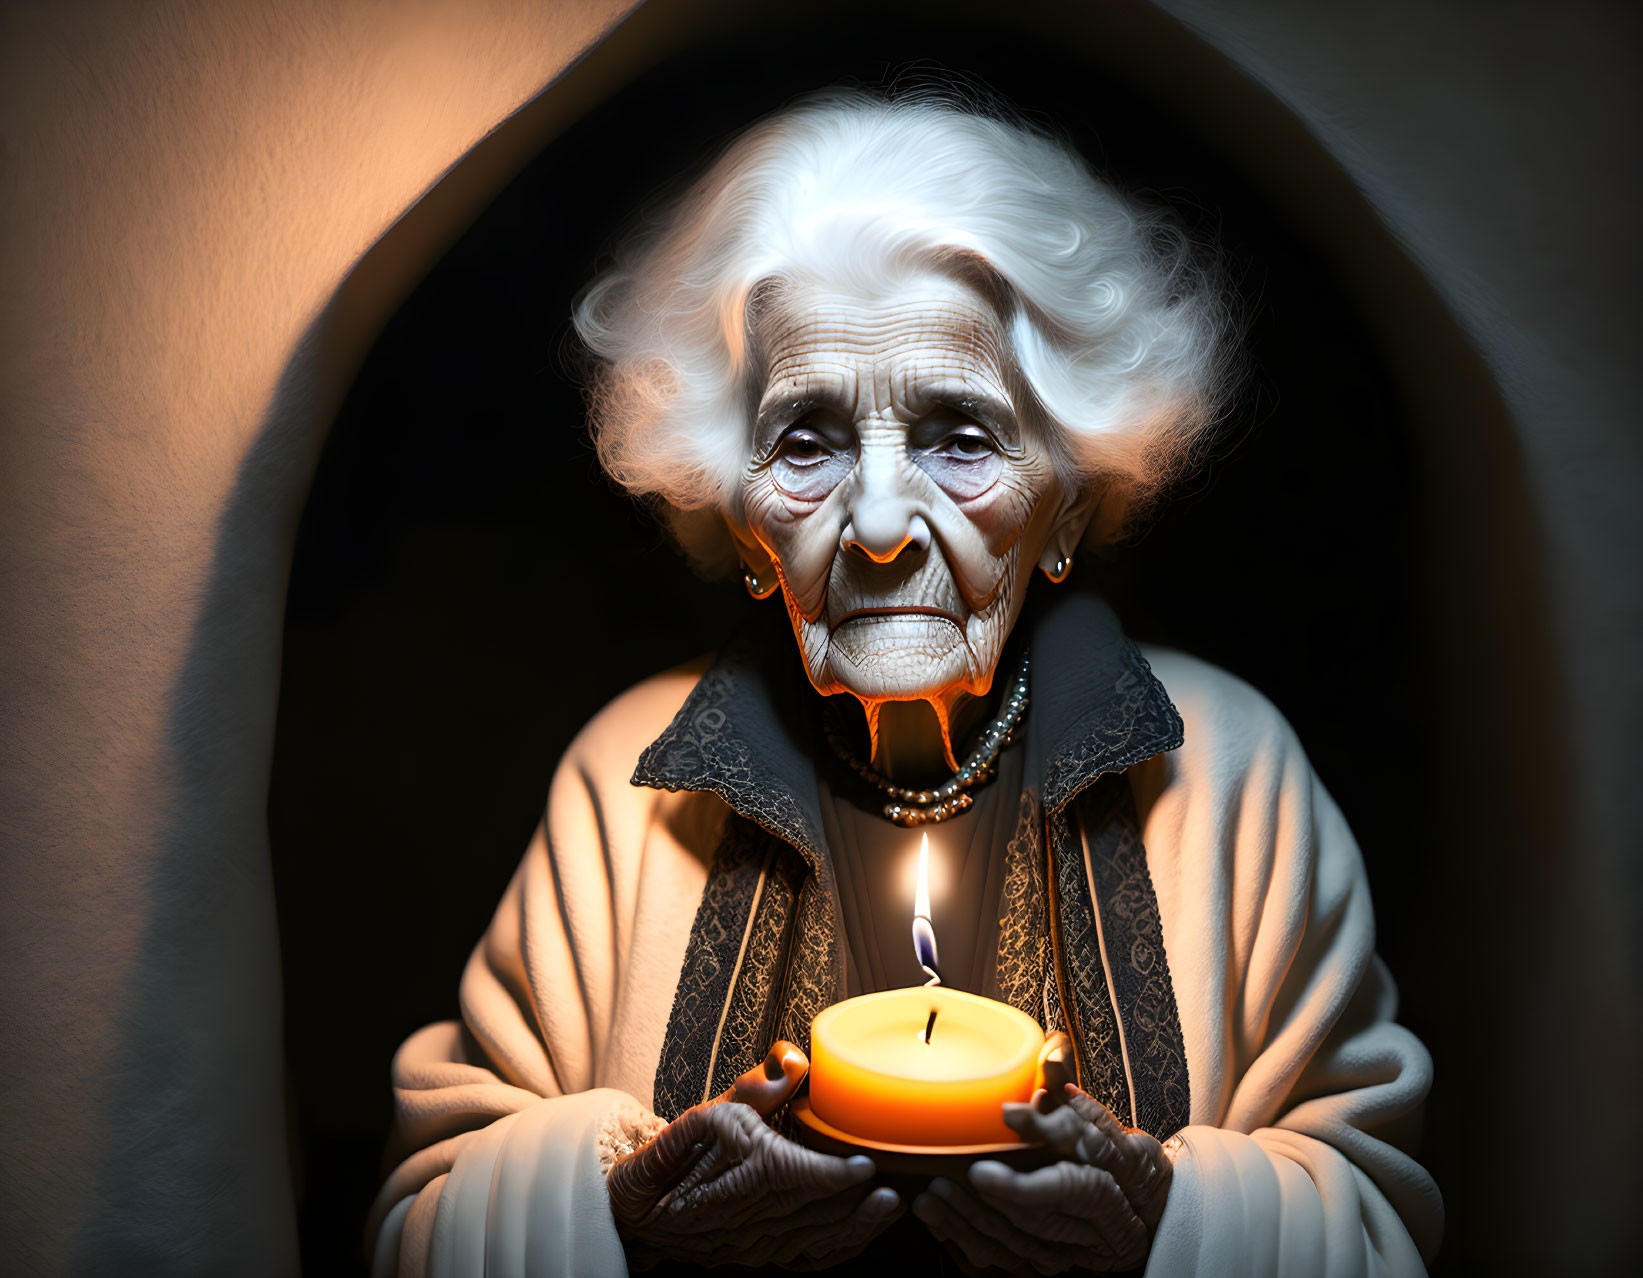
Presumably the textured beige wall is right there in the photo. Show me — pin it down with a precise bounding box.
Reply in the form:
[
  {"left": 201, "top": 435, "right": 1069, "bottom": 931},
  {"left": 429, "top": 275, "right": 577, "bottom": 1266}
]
[
  {"left": 0, "top": 3, "right": 634, "bottom": 1270},
  {"left": 2, "top": 0, "right": 1636, "bottom": 1271}
]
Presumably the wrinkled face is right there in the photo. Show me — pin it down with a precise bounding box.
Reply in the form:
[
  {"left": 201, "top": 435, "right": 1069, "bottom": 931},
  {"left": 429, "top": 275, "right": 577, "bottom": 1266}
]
[{"left": 736, "top": 273, "right": 1074, "bottom": 706}]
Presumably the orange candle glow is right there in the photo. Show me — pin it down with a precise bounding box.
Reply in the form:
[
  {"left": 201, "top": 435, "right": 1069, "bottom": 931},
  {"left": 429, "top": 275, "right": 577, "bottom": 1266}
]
[
  {"left": 809, "top": 985, "right": 1044, "bottom": 1145},
  {"left": 806, "top": 833, "right": 1047, "bottom": 1146}
]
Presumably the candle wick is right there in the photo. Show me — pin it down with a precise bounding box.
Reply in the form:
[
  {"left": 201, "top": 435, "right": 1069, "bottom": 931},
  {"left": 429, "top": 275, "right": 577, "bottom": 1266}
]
[{"left": 923, "top": 1009, "right": 938, "bottom": 1045}]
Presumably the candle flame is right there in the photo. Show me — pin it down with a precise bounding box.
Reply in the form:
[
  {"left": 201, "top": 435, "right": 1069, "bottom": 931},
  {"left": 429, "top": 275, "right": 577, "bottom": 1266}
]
[{"left": 912, "top": 832, "right": 941, "bottom": 986}]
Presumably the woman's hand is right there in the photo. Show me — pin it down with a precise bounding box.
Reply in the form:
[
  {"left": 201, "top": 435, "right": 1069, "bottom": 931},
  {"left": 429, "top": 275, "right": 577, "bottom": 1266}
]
[
  {"left": 913, "top": 1083, "right": 1172, "bottom": 1274},
  {"left": 607, "top": 1043, "right": 904, "bottom": 1270}
]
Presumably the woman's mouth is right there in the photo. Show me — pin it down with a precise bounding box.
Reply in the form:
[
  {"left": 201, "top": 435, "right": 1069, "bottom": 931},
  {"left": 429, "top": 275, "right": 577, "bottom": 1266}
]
[{"left": 832, "top": 605, "right": 963, "bottom": 626}]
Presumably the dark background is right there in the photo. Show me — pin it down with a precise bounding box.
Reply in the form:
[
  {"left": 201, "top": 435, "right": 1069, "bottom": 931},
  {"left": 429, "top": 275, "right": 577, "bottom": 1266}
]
[{"left": 270, "top": 22, "right": 1441, "bottom": 1273}]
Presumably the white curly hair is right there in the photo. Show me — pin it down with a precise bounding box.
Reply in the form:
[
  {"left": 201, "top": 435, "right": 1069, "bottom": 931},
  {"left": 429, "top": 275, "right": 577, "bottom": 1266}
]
[{"left": 573, "top": 87, "right": 1235, "bottom": 574}]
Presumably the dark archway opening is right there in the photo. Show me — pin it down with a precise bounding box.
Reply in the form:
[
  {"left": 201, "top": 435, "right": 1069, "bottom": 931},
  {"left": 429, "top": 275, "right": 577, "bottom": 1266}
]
[{"left": 271, "top": 16, "right": 1449, "bottom": 1272}]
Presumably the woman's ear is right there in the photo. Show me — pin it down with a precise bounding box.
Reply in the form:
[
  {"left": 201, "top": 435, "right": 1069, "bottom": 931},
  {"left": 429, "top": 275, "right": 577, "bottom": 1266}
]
[
  {"left": 724, "top": 516, "right": 780, "bottom": 599},
  {"left": 724, "top": 517, "right": 774, "bottom": 572},
  {"left": 1038, "top": 488, "right": 1101, "bottom": 584}
]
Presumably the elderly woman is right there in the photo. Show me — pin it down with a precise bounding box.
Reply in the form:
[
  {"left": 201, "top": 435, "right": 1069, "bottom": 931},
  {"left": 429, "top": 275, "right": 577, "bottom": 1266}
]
[{"left": 367, "top": 91, "right": 1441, "bottom": 1276}]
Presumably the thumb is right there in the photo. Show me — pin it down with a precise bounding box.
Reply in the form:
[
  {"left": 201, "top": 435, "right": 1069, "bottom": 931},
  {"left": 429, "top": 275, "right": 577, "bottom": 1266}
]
[
  {"left": 712, "top": 1041, "right": 809, "bottom": 1117},
  {"left": 1033, "top": 1032, "right": 1076, "bottom": 1106}
]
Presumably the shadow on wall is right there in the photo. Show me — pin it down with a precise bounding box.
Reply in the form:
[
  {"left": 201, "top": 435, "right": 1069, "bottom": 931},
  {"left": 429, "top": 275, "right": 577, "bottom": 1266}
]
[{"left": 265, "top": 4, "right": 1562, "bottom": 1273}]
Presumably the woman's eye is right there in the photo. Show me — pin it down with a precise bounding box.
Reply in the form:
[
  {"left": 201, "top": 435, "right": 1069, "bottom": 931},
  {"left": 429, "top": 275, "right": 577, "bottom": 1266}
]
[
  {"left": 936, "top": 428, "right": 996, "bottom": 460},
  {"left": 913, "top": 422, "right": 1004, "bottom": 500},
  {"left": 776, "top": 429, "right": 831, "bottom": 465},
  {"left": 769, "top": 425, "right": 853, "bottom": 501}
]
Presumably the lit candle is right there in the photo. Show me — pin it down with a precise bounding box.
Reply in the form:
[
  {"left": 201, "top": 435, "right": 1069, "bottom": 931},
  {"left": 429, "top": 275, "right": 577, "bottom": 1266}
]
[{"left": 805, "top": 833, "right": 1047, "bottom": 1147}]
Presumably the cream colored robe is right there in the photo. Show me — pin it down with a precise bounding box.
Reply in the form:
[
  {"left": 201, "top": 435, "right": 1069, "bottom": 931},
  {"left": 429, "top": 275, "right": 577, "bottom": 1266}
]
[{"left": 366, "top": 650, "right": 1442, "bottom": 1276}]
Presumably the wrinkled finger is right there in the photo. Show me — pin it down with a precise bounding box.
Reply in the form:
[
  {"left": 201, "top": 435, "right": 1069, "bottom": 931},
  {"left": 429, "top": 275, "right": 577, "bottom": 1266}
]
[
  {"left": 1062, "top": 1087, "right": 1129, "bottom": 1147},
  {"left": 668, "top": 1179, "right": 883, "bottom": 1255},
  {"left": 669, "top": 1117, "right": 872, "bottom": 1223},
  {"left": 675, "top": 1104, "right": 867, "bottom": 1199},
  {"left": 754, "top": 1133, "right": 875, "bottom": 1201},
  {"left": 650, "top": 1108, "right": 777, "bottom": 1232},
  {"left": 661, "top": 1104, "right": 762, "bottom": 1202},
  {"left": 998, "top": 1097, "right": 1117, "bottom": 1169},
  {"left": 635, "top": 1185, "right": 885, "bottom": 1265},
  {"left": 1002, "top": 1099, "right": 1122, "bottom": 1175},
  {"left": 714, "top": 1041, "right": 810, "bottom": 1117},
  {"left": 1114, "top": 1129, "right": 1172, "bottom": 1229},
  {"left": 969, "top": 1161, "right": 1147, "bottom": 1265},
  {"left": 608, "top": 1104, "right": 719, "bottom": 1223},
  {"left": 934, "top": 1176, "right": 1080, "bottom": 1273},
  {"left": 671, "top": 1159, "right": 871, "bottom": 1234},
  {"left": 914, "top": 1183, "right": 1024, "bottom": 1274},
  {"left": 742, "top": 1184, "right": 881, "bottom": 1236},
  {"left": 736, "top": 1172, "right": 883, "bottom": 1231},
  {"left": 1003, "top": 1097, "right": 1084, "bottom": 1148},
  {"left": 1054, "top": 1090, "right": 1172, "bottom": 1223},
  {"left": 772, "top": 1186, "right": 905, "bottom": 1269}
]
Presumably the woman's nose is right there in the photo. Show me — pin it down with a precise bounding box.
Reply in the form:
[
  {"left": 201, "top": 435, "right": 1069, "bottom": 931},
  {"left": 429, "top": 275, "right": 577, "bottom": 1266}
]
[
  {"left": 840, "top": 432, "right": 932, "bottom": 563},
  {"left": 841, "top": 497, "right": 932, "bottom": 563}
]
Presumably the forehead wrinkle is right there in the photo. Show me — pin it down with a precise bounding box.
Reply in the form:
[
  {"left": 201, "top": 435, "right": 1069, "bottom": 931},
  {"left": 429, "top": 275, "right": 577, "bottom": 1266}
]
[
  {"left": 762, "top": 355, "right": 857, "bottom": 391},
  {"left": 897, "top": 357, "right": 1009, "bottom": 401},
  {"left": 761, "top": 293, "right": 1012, "bottom": 425},
  {"left": 771, "top": 307, "right": 1003, "bottom": 358},
  {"left": 763, "top": 280, "right": 1004, "bottom": 349},
  {"left": 756, "top": 356, "right": 850, "bottom": 414}
]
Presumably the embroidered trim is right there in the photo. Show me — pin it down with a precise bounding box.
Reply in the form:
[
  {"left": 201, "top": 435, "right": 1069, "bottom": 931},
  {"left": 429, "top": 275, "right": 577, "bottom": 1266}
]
[
  {"left": 699, "top": 845, "right": 774, "bottom": 1104},
  {"left": 1040, "top": 645, "right": 1184, "bottom": 815},
  {"left": 1048, "top": 800, "right": 1130, "bottom": 1120},
  {"left": 1068, "top": 780, "right": 1191, "bottom": 1138},
  {"left": 634, "top": 632, "right": 846, "bottom": 1077},
  {"left": 704, "top": 846, "right": 807, "bottom": 1102},
  {"left": 652, "top": 818, "right": 803, "bottom": 1119},
  {"left": 1082, "top": 816, "right": 1140, "bottom": 1126},
  {"left": 996, "top": 788, "right": 1056, "bottom": 1028},
  {"left": 773, "top": 873, "right": 838, "bottom": 1057},
  {"left": 631, "top": 638, "right": 823, "bottom": 863}
]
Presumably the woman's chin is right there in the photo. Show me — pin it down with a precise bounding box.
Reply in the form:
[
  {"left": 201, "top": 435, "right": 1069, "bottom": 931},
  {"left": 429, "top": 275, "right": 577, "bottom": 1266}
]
[{"left": 812, "top": 649, "right": 981, "bottom": 705}]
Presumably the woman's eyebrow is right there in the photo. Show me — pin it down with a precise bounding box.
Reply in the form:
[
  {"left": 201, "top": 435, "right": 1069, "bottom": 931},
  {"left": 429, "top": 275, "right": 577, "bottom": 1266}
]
[
  {"left": 753, "top": 373, "right": 858, "bottom": 442},
  {"left": 920, "top": 383, "right": 1019, "bottom": 442},
  {"left": 754, "top": 395, "right": 814, "bottom": 437}
]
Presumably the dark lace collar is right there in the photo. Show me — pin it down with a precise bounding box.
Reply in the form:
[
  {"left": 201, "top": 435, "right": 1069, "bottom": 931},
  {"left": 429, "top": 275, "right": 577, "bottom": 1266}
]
[{"left": 630, "top": 590, "right": 1182, "bottom": 861}]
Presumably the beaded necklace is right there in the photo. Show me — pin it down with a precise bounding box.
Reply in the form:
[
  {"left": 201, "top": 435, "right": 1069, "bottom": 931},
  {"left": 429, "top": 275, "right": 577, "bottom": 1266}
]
[{"left": 823, "top": 650, "right": 1030, "bottom": 826}]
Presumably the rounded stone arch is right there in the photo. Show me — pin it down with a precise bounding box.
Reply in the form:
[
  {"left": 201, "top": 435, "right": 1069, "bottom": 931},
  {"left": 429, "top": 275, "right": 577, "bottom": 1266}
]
[
  {"left": 11, "top": 2, "right": 1618, "bottom": 1275},
  {"left": 271, "top": 3, "right": 1560, "bottom": 1273}
]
